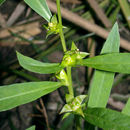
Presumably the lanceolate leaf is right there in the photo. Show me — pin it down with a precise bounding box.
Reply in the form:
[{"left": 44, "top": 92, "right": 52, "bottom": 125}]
[
  {"left": 84, "top": 107, "right": 130, "bottom": 130},
  {"left": 78, "top": 53, "right": 130, "bottom": 74},
  {"left": 122, "top": 98, "right": 130, "bottom": 116},
  {"left": 17, "top": 51, "right": 63, "bottom": 74},
  {"left": 0, "top": 0, "right": 6, "bottom": 5},
  {"left": 26, "top": 125, "right": 36, "bottom": 130},
  {"left": 24, "top": 0, "right": 52, "bottom": 22},
  {"left": 0, "top": 81, "right": 62, "bottom": 111},
  {"left": 88, "top": 23, "right": 120, "bottom": 107}
]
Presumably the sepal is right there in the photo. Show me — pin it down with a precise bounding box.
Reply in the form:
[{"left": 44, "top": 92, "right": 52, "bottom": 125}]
[
  {"left": 60, "top": 95, "right": 87, "bottom": 119},
  {"left": 43, "top": 14, "right": 66, "bottom": 38},
  {"left": 56, "top": 69, "right": 69, "bottom": 86},
  {"left": 61, "top": 42, "right": 89, "bottom": 67}
]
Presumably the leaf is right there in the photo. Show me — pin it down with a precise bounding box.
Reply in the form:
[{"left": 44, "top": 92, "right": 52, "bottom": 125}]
[
  {"left": 78, "top": 53, "right": 130, "bottom": 74},
  {"left": 62, "top": 113, "right": 71, "bottom": 120},
  {"left": 0, "top": 0, "right": 5, "bottom": 5},
  {"left": 16, "top": 51, "right": 63, "bottom": 74},
  {"left": 84, "top": 107, "right": 130, "bottom": 130},
  {"left": 71, "top": 41, "right": 78, "bottom": 50},
  {"left": 71, "top": 42, "right": 89, "bottom": 58},
  {"left": 24, "top": 0, "right": 52, "bottom": 22},
  {"left": 122, "top": 98, "right": 130, "bottom": 116},
  {"left": 118, "top": 0, "right": 130, "bottom": 28},
  {"left": 59, "top": 114, "right": 74, "bottom": 130},
  {"left": 50, "top": 14, "right": 58, "bottom": 24},
  {"left": 0, "top": 81, "right": 62, "bottom": 111},
  {"left": 88, "top": 23, "right": 120, "bottom": 107},
  {"left": 26, "top": 125, "right": 36, "bottom": 130},
  {"left": 60, "top": 104, "right": 72, "bottom": 114}
]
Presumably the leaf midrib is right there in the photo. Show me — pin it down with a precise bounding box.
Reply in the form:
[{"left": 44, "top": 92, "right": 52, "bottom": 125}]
[
  {"left": 37, "top": 0, "right": 51, "bottom": 21},
  {"left": 0, "top": 85, "right": 59, "bottom": 101}
]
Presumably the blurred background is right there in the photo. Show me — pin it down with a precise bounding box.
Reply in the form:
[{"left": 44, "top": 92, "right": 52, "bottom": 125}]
[{"left": 0, "top": 0, "right": 130, "bottom": 129}]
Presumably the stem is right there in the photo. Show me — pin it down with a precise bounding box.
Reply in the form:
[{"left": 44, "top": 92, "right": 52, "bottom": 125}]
[
  {"left": 56, "top": 0, "right": 67, "bottom": 52},
  {"left": 75, "top": 115, "right": 81, "bottom": 130},
  {"left": 67, "top": 67, "right": 74, "bottom": 97},
  {"left": 56, "top": 0, "right": 74, "bottom": 97}
]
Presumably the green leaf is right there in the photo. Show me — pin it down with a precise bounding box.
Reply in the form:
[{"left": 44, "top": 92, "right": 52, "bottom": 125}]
[
  {"left": 0, "top": 0, "right": 5, "bottom": 5},
  {"left": 62, "top": 113, "right": 71, "bottom": 120},
  {"left": 24, "top": 0, "right": 52, "bottom": 22},
  {"left": 122, "top": 98, "right": 130, "bottom": 116},
  {"left": 84, "top": 107, "right": 130, "bottom": 130},
  {"left": 88, "top": 23, "right": 120, "bottom": 107},
  {"left": 78, "top": 53, "right": 130, "bottom": 74},
  {"left": 71, "top": 41, "right": 78, "bottom": 50},
  {"left": 59, "top": 114, "right": 74, "bottom": 130},
  {"left": 118, "top": 0, "right": 130, "bottom": 28},
  {"left": 60, "top": 104, "right": 72, "bottom": 114},
  {"left": 71, "top": 42, "right": 89, "bottom": 59},
  {"left": 0, "top": 81, "right": 62, "bottom": 111},
  {"left": 26, "top": 125, "right": 36, "bottom": 130},
  {"left": 16, "top": 51, "right": 63, "bottom": 74},
  {"left": 50, "top": 14, "right": 58, "bottom": 24}
]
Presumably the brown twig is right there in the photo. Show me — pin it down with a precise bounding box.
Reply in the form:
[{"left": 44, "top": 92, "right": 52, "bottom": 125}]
[
  {"left": 87, "top": 0, "right": 112, "bottom": 28},
  {"left": 47, "top": 0, "right": 130, "bottom": 51},
  {"left": 36, "top": 98, "right": 50, "bottom": 130},
  {"left": 7, "top": 2, "right": 26, "bottom": 27},
  {"left": 111, "top": 93, "right": 130, "bottom": 102},
  {"left": 0, "top": 13, "right": 7, "bottom": 28},
  {"left": 28, "top": 113, "right": 43, "bottom": 118},
  {"left": 16, "top": 16, "right": 41, "bottom": 26},
  {"left": 0, "top": 40, "right": 44, "bottom": 47},
  {"left": 60, "top": 0, "right": 81, "bottom": 4},
  {"left": 87, "top": 38, "right": 96, "bottom": 78},
  {"left": 108, "top": 97, "right": 125, "bottom": 110},
  {"left": 0, "top": 22, "right": 41, "bottom": 39}
]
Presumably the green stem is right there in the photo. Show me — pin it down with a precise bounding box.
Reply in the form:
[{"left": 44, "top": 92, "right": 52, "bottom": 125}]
[
  {"left": 56, "top": 0, "right": 74, "bottom": 97},
  {"left": 56, "top": 0, "right": 67, "bottom": 52},
  {"left": 67, "top": 67, "right": 74, "bottom": 97},
  {"left": 75, "top": 115, "right": 81, "bottom": 130}
]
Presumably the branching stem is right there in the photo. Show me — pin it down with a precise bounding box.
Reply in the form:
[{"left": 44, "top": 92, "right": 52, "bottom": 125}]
[
  {"left": 56, "top": 0, "right": 74, "bottom": 97},
  {"left": 56, "top": 0, "right": 67, "bottom": 52},
  {"left": 67, "top": 66, "right": 74, "bottom": 97}
]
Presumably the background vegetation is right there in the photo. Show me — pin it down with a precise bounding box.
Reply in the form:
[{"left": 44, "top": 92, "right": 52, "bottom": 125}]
[{"left": 0, "top": 0, "right": 130, "bottom": 129}]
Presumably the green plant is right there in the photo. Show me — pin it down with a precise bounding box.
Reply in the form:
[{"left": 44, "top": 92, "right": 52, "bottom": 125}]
[{"left": 0, "top": 0, "right": 130, "bottom": 129}]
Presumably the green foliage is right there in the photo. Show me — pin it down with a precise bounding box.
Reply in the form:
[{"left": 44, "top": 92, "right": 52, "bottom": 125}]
[
  {"left": 78, "top": 53, "right": 130, "bottom": 74},
  {"left": 88, "top": 22, "right": 120, "bottom": 107},
  {"left": 0, "top": 0, "right": 130, "bottom": 129},
  {"left": 84, "top": 107, "right": 130, "bottom": 130},
  {"left": 61, "top": 42, "right": 89, "bottom": 67},
  {"left": 24, "top": 0, "right": 52, "bottom": 22},
  {"left": 118, "top": 0, "right": 130, "bottom": 28},
  {"left": 0, "top": 81, "right": 62, "bottom": 111},
  {"left": 43, "top": 14, "right": 61, "bottom": 38},
  {"left": 17, "top": 51, "right": 63, "bottom": 74},
  {"left": 60, "top": 95, "right": 87, "bottom": 117},
  {"left": 122, "top": 98, "right": 130, "bottom": 116},
  {"left": 26, "top": 125, "right": 36, "bottom": 130},
  {"left": 0, "top": 0, "right": 5, "bottom": 5}
]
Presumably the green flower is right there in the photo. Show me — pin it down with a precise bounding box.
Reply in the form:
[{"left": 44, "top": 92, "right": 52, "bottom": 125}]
[
  {"left": 43, "top": 14, "right": 65, "bottom": 38},
  {"left": 61, "top": 42, "right": 89, "bottom": 67},
  {"left": 55, "top": 69, "right": 69, "bottom": 86},
  {"left": 60, "top": 95, "right": 87, "bottom": 119}
]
